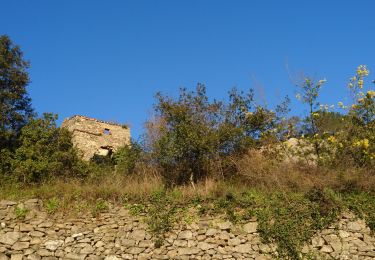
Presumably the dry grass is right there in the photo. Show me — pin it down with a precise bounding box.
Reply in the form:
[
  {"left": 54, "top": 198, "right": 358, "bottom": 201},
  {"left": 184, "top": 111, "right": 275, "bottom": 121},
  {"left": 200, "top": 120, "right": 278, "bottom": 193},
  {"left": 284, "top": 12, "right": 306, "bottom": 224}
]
[
  {"left": 1, "top": 150, "right": 374, "bottom": 217},
  {"left": 233, "top": 149, "right": 375, "bottom": 193}
]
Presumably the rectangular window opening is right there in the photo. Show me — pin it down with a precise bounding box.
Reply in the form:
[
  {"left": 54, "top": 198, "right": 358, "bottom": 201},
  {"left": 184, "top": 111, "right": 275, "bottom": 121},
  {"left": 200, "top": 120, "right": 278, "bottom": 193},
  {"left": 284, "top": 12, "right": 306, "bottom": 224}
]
[{"left": 104, "top": 128, "right": 111, "bottom": 135}]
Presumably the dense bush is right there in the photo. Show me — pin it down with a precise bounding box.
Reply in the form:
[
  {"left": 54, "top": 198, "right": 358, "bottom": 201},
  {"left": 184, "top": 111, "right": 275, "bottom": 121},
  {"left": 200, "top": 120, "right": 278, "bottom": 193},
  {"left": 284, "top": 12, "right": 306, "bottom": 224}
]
[
  {"left": 9, "top": 113, "right": 88, "bottom": 183},
  {"left": 149, "top": 84, "right": 288, "bottom": 186},
  {"left": 113, "top": 140, "right": 143, "bottom": 174}
]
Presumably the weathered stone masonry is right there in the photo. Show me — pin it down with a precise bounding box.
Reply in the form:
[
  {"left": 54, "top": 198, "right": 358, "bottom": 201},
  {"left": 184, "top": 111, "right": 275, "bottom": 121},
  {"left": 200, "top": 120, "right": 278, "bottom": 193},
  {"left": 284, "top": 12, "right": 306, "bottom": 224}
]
[
  {"left": 61, "top": 115, "right": 130, "bottom": 161},
  {"left": 1, "top": 199, "right": 375, "bottom": 259}
]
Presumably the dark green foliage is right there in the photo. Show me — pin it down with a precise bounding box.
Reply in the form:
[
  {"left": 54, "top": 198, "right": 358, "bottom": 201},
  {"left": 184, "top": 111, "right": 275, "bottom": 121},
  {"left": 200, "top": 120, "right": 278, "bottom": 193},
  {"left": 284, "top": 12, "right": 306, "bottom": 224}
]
[
  {"left": 11, "top": 113, "right": 88, "bottom": 183},
  {"left": 0, "top": 35, "right": 34, "bottom": 150},
  {"left": 0, "top": 147, "right": 13, "bottom": 175},
  {"left": 90, "top": 154, "right": 114, "bottom": 167},
  {"left": 113, "top": 140, "right": 143, "bottom": 174}
]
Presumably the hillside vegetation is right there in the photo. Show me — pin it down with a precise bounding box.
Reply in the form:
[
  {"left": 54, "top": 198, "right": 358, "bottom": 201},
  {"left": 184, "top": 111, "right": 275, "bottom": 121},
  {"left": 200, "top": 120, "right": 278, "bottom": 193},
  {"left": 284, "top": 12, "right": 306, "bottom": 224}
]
[{"left": 1, "top": 35, "right": 374, "bottom": 259}]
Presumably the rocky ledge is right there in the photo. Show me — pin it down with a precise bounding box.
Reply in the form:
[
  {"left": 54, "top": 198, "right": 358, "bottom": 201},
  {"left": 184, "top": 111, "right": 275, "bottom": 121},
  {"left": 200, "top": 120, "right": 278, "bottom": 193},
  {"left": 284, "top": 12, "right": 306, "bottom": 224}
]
[{"left": 1, "top": 199, "right": 375, "bottom": 259}]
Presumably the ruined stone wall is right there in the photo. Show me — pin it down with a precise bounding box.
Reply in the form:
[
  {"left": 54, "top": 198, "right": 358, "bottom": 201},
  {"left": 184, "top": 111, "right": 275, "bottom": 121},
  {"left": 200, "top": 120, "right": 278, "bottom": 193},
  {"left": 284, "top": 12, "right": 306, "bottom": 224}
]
[
  {"left": 61, "top": 116, "right": 130, "bottom": 161},
  {"left": 1, "top": 199, "right": 375, "bottom": 260}
]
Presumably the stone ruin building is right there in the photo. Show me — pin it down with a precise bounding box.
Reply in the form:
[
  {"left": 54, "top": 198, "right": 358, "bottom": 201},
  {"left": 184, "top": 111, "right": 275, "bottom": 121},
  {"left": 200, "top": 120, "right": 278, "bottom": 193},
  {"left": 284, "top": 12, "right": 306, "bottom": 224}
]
[{"left": 61, "top": 115, "right": 130, "bottom": 161}]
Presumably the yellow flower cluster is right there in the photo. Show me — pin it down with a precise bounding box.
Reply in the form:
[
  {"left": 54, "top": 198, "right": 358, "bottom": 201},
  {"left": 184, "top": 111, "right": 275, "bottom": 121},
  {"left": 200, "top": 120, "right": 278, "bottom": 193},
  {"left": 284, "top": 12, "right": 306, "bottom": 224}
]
[
  {"left": 348, "top": 65, "right": 370, "bottom": 89},
  {"left": 358, "top": 79, "right": 364, "bottom": 89},
  {"left": 353, "top": 139, "right": 370, "bottom": 149},
  {"left": 312, "top": 112, "right": 320, "bottom": 118},
  {"left": 327, "top": 136, "right": 336, "bottom": 143},
  {"left": 356, "top": 65, "right": 370, "bottom": 77},
  {"left": 367, "top": 90, "right": 375, "bottom": 98}
]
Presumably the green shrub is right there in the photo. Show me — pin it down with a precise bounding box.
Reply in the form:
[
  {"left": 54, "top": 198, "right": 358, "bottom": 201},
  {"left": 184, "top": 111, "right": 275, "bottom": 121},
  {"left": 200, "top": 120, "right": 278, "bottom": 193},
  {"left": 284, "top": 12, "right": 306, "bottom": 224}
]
[
  {"left": 151, "top": 84, "right": 286, "bottom": 186},
  {"left": 126, "top": 203, "right": 147, "bottom": 215},
  {"left": 15, "top": 206, "right": 28, "bottom": 219},
  {"left": 11, "top": 113, "right": 88, "bottom": 183},
  {"left": 45, "top": 197, "right": 60, "bottom": 214},
  {"left": 92, "top": 198, "right": 109, "bottom": 217},
  {"left": 0, "top": 148, "right": 13, "bottom": 178},
  {"left": 344, "top": 192, "right": 375, "bottom": 232},
  {"left": 113, "top": 140, "right": 143, "bottom": 174},
  {"left": 256, "top": 190, "right": 341, "bottom": 259},
  {"left": 146, "top": 190, "right": 177, "bottom": 244}
]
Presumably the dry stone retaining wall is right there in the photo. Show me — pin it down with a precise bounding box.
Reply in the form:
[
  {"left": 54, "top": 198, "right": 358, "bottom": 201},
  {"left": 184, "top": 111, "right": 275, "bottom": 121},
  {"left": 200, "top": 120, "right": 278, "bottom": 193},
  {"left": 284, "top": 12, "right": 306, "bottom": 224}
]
[{"left": 1, "top": 199, "right": 375, "bottom": 259}]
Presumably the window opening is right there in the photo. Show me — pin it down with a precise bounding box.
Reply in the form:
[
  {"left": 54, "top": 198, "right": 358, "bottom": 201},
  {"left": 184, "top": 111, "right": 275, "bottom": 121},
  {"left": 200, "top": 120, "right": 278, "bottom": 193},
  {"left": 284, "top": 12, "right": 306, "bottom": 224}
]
[{"left": 104, "top": 128, "right": 111, "bottom": 135}]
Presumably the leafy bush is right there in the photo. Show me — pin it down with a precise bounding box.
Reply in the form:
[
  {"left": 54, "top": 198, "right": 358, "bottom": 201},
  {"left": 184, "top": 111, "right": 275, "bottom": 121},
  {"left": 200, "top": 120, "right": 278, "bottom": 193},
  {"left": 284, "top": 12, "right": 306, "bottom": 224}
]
[
  {"left": 15, "top": 206, "right": 28, "bottom": 219},
  {"left": 45, "top": 197, "right": 60, "bottom": 214},
  {"left": 146, "top": 190, "right": 178, "bottom": 246},
  {"left": 256, "top": 189, "right": 341, "bottom": 259},
  {"left": 0, "top": 148, "right": 13, "bottom": 177},
  {"left": 344, "top": 192, "right": 375, "bottom": 231},
  {"left": 11, "top": 113, "right": 88, "bottom": 183},
  {"left": 150, "top": 84, "right": 287, "bottom": 186},
  {"left": 113, "top": 140, "right": 143, "bottom": 174},
  {"left": 92, "top": 198, "right": 109, "bottom": 217}
]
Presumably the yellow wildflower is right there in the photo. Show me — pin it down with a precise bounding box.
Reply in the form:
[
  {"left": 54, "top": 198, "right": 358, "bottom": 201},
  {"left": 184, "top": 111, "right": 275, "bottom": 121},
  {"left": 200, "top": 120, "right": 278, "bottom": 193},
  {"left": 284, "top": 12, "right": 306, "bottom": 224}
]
[
  {"left": 358, "top": 79, "right": 364, "bottom": 88},
  {"left": 327, "top": 136, "right": 336, "bottom": 143},
  {"left": 363, "top": 139, "right": 369, "bottom": 149},
  {"left": 367, "top": 90, "right": 375, "bottom": 98},
  {"left": 356, "top": 65, "right": 370, "bottom": 77},
  {"left": 353, "top": 139, "right": 370, "bottom": 149}
]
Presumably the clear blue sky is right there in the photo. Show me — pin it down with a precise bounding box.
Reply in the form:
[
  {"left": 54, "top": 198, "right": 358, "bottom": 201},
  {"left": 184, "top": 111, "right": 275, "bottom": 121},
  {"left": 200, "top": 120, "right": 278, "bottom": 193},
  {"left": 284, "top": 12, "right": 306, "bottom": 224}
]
[{"left": 1, "top": 1, "right": 374, "bottom": 138}]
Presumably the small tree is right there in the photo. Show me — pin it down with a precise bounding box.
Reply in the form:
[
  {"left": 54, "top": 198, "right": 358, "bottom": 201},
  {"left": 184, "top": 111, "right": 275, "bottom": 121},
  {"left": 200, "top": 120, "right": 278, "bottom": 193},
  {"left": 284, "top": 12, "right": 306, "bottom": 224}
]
[
  {"left": 153, "top": 84, "right": 224, "bottom": 186},
  {"left": 150, "top": 84, "right": 283, "bottom": 186},
  {"left": 295, "top": 77, "right": 327, "bottom": 159}
]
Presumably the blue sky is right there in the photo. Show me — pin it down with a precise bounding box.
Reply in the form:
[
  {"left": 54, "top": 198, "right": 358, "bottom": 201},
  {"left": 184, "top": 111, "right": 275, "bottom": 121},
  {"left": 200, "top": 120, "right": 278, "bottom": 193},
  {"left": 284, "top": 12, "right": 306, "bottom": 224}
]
[{"left": 1, "top": 1, "right": 374, "bottom": 138}]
